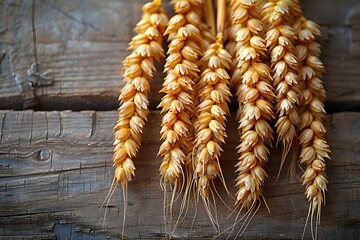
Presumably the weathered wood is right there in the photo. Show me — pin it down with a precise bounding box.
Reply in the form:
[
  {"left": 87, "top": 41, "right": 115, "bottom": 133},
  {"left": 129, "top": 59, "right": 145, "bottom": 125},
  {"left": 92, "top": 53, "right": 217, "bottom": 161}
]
[
  {"left": 347, "top": 4, "right": 360, "bottom": 57},
  {"left": 1, "top": 0, "right": 360, "bottom": 111},
  {"left": 0, "top": 110, "right": 359, "bottom": 239},
  {"left": 0, "top": 0, "right": 167, "bottom": 111}
]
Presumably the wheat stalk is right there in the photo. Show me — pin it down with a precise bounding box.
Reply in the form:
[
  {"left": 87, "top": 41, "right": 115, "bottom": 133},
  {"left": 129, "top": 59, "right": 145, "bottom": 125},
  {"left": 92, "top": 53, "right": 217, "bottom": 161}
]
[
  {"left": 105, "top": 1, "right": 168, "bottom": 236},
  {"left": 158, "top": 0, "right": 204, "bottom": 203},
  {"left": 262, "top": 0, "right": 301, "bottom": 180},
  {"left": 193, "top": 32, "right": 232, "bottom": 224},
  {"left": 230, "top": 0, "right": 275, "bottom": 210},
  {"left": 292, "top": 15, "right": 330, "bottom": 240},
  {"left": 113, "top": 0, "right": 167, "bottom": 189}
]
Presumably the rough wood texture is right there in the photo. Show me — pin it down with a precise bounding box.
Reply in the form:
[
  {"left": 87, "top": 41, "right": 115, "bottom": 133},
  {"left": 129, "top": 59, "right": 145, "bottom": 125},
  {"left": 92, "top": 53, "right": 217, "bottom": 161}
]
[
  {"left": 347, "top": 4, "right": 360, "bottom": 57},
  {"left": 1, "top": 0, "right": 360, "bottom": 111},
  {"left": 0, "top": 110, "right": 359, "bottom": 239}
]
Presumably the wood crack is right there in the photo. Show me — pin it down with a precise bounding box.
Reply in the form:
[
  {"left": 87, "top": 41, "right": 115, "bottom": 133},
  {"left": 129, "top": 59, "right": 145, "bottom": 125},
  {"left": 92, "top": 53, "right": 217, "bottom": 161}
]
[
  {"left": 58, "top": 112, "right": 63, "bottom": 137},
  {"left": 31, "top": 0, "right": 39, "bottom": 73},
  {"left": 40, "top": 0, "right": 100, "bottom": 32},
  {"left": 0, "top": 112, "right": 6, "bottom": 144},
  {"left": 90, "top": 112, "right": 97, "bottom": 138}
]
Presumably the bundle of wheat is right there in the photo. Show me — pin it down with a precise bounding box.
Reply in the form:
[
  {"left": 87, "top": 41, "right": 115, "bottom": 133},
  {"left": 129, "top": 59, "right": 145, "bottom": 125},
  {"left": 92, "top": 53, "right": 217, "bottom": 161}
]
[{"left": 108, "top": 0, "right": 329, "bottom": 239}]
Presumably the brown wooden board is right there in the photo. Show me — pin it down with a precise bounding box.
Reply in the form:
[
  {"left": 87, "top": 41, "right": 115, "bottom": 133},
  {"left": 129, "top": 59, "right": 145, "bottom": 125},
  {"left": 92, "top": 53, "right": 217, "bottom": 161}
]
[
  {"left": 1, "top": 0, "right": 360, "bottom": 111},
  {"left": 0, "top": 110, "right": 359, "bottom": 239}
]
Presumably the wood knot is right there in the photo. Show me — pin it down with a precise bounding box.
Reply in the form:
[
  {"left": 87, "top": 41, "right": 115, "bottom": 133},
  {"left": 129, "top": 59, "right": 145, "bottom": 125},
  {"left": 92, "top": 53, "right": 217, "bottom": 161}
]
[{"left": 37, "top": 148, "right": 52, "bottom": 161}]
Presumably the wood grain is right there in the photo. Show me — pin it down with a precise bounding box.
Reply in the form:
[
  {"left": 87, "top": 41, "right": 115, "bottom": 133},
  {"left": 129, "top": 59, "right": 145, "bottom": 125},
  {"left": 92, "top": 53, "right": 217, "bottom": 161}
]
[
  {"left": 0, "top": 0, "right": 359, "bottom": 111},
  {"left": 0, "top": 110, "right": 359, "bottom": 239}
]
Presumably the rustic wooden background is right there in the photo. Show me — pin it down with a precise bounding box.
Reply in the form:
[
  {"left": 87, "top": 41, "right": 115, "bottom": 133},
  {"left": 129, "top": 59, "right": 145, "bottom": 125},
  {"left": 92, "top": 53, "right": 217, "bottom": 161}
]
[{"left": 0, "top": 0, "right": 359, "bottom": 239}]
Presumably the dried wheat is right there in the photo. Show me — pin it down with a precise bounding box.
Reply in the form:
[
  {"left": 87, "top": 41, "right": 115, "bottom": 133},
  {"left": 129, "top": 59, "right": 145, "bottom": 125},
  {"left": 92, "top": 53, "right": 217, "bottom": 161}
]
[
  {"left": 113, "top": 0, "right": 167, "bottom": 189},
  {"left": 230, "top": 0, "right": 275, "bottom": 211},
  {"left": 225, "top": 5, "right": 243, "bottom": 120},
  {"left": 262, "top": 0, "right": 301, "bottom": 179},
  {"left": 158, "top": 0, "right": 203, "bottom": 199},
  {"left": 293, "top": 15, "right": 330, "bottom": 240},
  {"left": 105, "top": 1, "right": 168, "bottom": 235},
  {"left": 193, "top": 32, "right": 232, "bottom": 206}
]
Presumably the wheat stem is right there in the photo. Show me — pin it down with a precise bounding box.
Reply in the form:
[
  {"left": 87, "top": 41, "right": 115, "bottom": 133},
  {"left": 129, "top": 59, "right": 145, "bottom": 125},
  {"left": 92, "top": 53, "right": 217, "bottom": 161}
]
[
  {"left": 262, "top": 0, "right": 301, "bottom": 179},
  {"left": 205, "top": 0, "right": 216, "bottom": 37},
  {"left": 217, "top": 0, "right": 226, "bottom": 34},
  {"left": 230, "top": 0, "right": 274, "bottom": 211},
  {"left": 294, "top": 14, "right": 330, "bottom": 240}
]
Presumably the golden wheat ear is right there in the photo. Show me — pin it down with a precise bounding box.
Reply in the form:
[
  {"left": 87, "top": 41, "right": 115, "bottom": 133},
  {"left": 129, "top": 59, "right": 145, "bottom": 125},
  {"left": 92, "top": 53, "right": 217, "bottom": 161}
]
[
  {"left": 192, "top": 31, "right": 233, "bottom": 230},
  {"left": 158, "top": 0, "right": 204, "bottom": 236},
  {"left": 261, "top": 0, "right": 301, "bottom": 183},
  {"left": 228, "top": 0, "right": 274, "bottom": 237},
  {"left": 293, "top": 16, "right": 330, "bottom": 240},
  {"left": 104, "top": 0, "right": 168, "bottom": 237}
]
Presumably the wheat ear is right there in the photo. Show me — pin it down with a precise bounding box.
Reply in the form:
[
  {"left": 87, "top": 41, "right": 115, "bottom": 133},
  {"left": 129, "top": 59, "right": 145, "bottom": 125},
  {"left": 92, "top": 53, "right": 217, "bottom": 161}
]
[
  {"left": 193, "top": 32, "right": 232, "bottom": 226},
  {"left": 184, "top": 0, "right": 215, "bottom": 183},
  {"left": 262, "top": 0, "right": 301, "bottom": 179},
  {"left": 231, "top": 0, "right": 275, "bottom": 210},
  {"left": 158, "top": 3, "right": 203, "bottom": 231},
  {"left": 107, "top": 0, "right": 168, "bottom": 235},
  {"left": 293, "top": 16, "right": 330, "bottom": 240},
  {"left": 113, "top": 0, "right": 167, "bottom": 189}
]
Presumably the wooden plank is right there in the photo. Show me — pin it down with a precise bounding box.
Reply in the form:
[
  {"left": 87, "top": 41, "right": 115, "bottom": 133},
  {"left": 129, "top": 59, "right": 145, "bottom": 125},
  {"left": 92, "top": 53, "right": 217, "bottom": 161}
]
[
  {"left": 0, "top": 0, "right": 360, "bottom": 111},
  {"left": 0, "top": 0, "right": 166, "bottom": 111},
  {"left": 347, "top": 4, "right": 360, "bottom": 57},
  {"left": 0, "top": 110, "right": 359, "bottom": 239}
]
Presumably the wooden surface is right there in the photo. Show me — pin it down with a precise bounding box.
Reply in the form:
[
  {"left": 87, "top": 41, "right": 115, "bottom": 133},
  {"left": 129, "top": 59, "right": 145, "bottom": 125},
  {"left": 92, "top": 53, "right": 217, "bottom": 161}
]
[
  {"left": 0, "top": 0, "right": 360, "bottom": 111},
  {"left": 0, "top": 111, "right": 359, "bottom": 239},
  {"left": 1, "top": 0, "right": 360, "bottom": 239}
]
